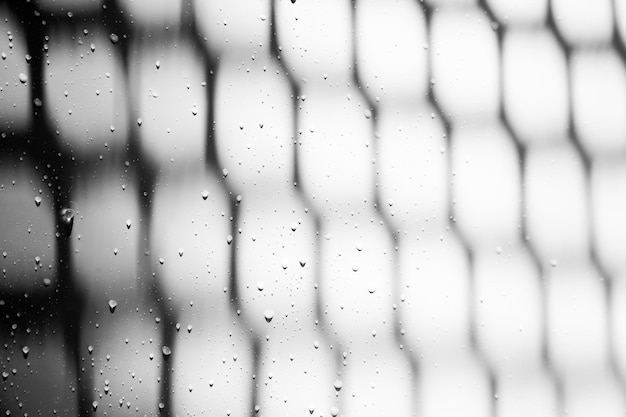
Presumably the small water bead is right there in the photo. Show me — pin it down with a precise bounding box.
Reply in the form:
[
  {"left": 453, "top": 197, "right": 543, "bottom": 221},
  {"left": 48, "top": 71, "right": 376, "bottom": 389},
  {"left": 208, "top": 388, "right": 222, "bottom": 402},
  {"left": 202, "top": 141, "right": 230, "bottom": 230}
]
[
  {"left": 108, "top": 299, "right": 117, "bottom": 313},
  {"left": 201, "top": 190, "right": 209, "bottom": 200},
  {"left": 264, "top": 309, "right": 274, "bottom": 323},
  {"left": 18, "top": 73, "right": 27, "bottom": 83},
  {"left": 109, "top": 33, "right": 119, "bottom": 44},
  {"left": 333, "top": 379, "right": 343, "bottom": 391},
  {"left": 21, "top": 346, "right": 29, "bottom": 358},
  {"left": 34, "top": 196, "right": 41, "bottom": 206}
]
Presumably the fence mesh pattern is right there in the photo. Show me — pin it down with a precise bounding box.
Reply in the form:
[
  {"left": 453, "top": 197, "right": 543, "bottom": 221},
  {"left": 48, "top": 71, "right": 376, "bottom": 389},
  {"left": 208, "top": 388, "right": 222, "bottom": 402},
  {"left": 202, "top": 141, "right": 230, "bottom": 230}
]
[{"left": 2, "top": 0, "right": 626, "bottom": 416}]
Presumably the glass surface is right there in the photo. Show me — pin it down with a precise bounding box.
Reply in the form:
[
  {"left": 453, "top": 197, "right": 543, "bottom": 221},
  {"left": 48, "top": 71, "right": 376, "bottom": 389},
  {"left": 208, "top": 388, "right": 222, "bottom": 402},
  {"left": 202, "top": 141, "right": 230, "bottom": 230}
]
[{"left": 1, "top": 1, "right": 626, "bottom": 416}]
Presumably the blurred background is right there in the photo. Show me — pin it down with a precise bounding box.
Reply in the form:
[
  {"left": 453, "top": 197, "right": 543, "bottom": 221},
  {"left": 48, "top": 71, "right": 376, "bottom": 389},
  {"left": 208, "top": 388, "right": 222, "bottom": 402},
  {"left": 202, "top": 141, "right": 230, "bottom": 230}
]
[{"left": 2, "top": 0, "right": 626, "bottom": 416}]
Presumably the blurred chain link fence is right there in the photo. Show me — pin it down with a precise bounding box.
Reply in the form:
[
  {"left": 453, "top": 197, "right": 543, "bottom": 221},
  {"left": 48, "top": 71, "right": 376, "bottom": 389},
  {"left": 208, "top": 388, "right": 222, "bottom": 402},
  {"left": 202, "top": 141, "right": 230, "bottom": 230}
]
[{"left": 2, "top": 0, "right": 626, "bottom": 416}]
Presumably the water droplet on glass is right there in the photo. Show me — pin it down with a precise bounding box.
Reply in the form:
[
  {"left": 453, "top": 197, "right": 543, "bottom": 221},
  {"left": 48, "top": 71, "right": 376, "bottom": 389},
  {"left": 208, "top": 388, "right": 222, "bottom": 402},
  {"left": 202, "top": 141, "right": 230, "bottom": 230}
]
[
  {"left": 43, "top": 278, "right": 51, "bottom": 287},
  {"left": 299, "top": 258, "right": 306, "bottom": 267},
  {"left": 33, "top": 97, "right": 42, "bottom": 107},
  {"left": 159, "top": 257, "right": 165, "bottom": 265},
  {"left": 90, "top": 43, "right": 95, "bottom": 52},
  {"left": 191, "top": 107, "right": 198, "bottom": 115},
  {"left": 161, "top": 346, "right": 172, "bottom": 358},
  {"left": 308, "top": 406, "right": 315, "bottom": 414},
  {"left": 87, "top": 345, "right": 94, "bottom": 354},
  {"left": 60, "top": 208, "right": 75, "bottom": 235},
  {"left": 155, "top": 60, "right": 161, "bottom": 69},
  {"left": 201, "top": 190, "right": 209, "bottom": 200},
  {"left": 113, "top": 248, "right": 118, "bottom": 255},
  {"left": 257, "top": 282, "right": 264, "bottom": 292},
  {"left": 264, "top": 309, "right": 274, "bottom": 323},
  {"left": 368, "top": 285, "right": 376, "bottom": 294},
  {"left": 364, "top": 109, "right": 372, "bottom": 119},
  {"left": 92, "top": 401, "right": 98, "bottom": 411},
  {"left": 158, "top": 402, "right": 165, "bottom": 410},
  {"left": 355, "top": 242, "right": 363, "bottom": 251},
  {"left": 226, "top": 235, "right": 233, "bottom": 245},
  {"left": 333, "top": 379, "right": 343, "bottom": 391},
  {"left": 222, "top": 168, "right": 229, "bottom": 178},
  {"left": 21, "top": 346, "right": 29, "bottom": 358},
  {"left": 550, "top": 259, "right": 558, "bottom": 268},
  {"left": 109, "top": 33, "right": 119, "bottom": 44},
  {"left": 313, "top": 340, "right": 320, "bottom": 349},
  {"left": 1, "top": 372, "right": 8, "bottom": 381},
  {"left": 18, "top": 73, "right": 27, "bottom": 84},
  {"left": 281, "top": 259, "right": 288, "bottom": 270},
  {"left": 126, "top": 219, "right": 132, "bottom": 229},
  {"left": 187, "top": 324, "right": 193, "bottom": 333},
  {"left": 34, "top": 196, "right": 41, "bottom": 206},
  {"left": 178, "top": 248, "right": 184, "bottom": 257},
  {"left": 137, "top": 118, "right": 143, "bottom": 126},
  {"left": 108, "top": 299, "right": 117, "bottom": 313},
  {"left": 330, "top": 406, "right": 339, "bottom": 417}
]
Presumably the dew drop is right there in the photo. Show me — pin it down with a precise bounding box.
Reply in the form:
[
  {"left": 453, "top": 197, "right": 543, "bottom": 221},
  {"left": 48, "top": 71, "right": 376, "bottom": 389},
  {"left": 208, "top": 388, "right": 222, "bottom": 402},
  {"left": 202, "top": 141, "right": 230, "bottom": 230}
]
[
  {"left": 108, "top": 299, "right": 117, "bottom": 313},
  {"left": 126, "top": 219, "right": 132, "bottom": 229},
  {"left": 1, "top": 372, "right": 8, "bottom": 381},
  {"left": 155, "top": 60, "right": 161, "bottom": 69},
  {"left": 43, "top": 278, "right": 51, "bottom": 287},
  {"left": 201, "top": 190, "right": 209, "bottom": 200},
  {"left": 299, "top": 258, "right": 306, "bottom": 267},
  {"left": 21, "top": 346, "right": 29, "bottom": 358},
  {"left": 187, "top": 324, "right": 193, "bottom": 333},
  {"left": 226, "top": 235, "right": 233, "bottom": 245},
  {"left": 90, "top": 43, "right": 95, "bottom": 52},
  {"left": 92, "top": 401, "right": 98, "bottom": 411},
  {"left": 18, "top": 73, "right": 27, "bottom": 83},
  {"left": 34, "top": 196, "right": 41, "bottom": 206},
  {"left": 178, "top": 248, "right": 184, "bottom": 257},
  {"left": 109, "top": 33, "right": 119, "bottom": 44},
  {"left": 264, "top": 309, "right": 274, "bottom": 323},
  {"left": 257, "top": 282, "right": 264, "bottom": 292}
]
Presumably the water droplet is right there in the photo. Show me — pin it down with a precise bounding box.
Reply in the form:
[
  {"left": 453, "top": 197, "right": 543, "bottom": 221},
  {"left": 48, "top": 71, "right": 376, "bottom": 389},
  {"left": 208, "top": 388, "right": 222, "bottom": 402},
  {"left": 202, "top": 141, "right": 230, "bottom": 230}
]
[
  {"left": 308, "top": 406, "right": 315, "bottom": 414},
  {"left": 330, "top": 406, "right": 339, "bottom": 417},
  {"left": 191, "top": 107, "right": 198, "bottom": 115},
  {"left": 108, "top": 299, "right": 117, "bottom": 313},
  {"left": 21, "top": 346, "right": 29, "bottom": 358},
  {"left": 155, "top": 60, "right": 161, "bottom": 69},
  {"left": 87, "top": 345, "right": 94, "bottom": 354},
  {"left": 33, "top": 98, "right": 42, "bottom": 107},
  {"left": 281, "top": 259, "right": 288, "bottom": 270},
  {"left": 264, "top": 309, "right": 274, "bottom": 323},
  {"left": 368, "top": 285, "right": 376, "bottom": 294},
  {"left": 113, "top": 248, "right": 118, "bottom": 255},
  {"left": 126, "top": 219, "right": 132, "bottom": 229},
  {"left": 178, "top": 248, "right": 184, "bottom": 257},
  {"left": 1, "top": 372, "right": 8, "bottom": 381},
  {"left": 550, "top": 259, "right": 558, "bottom": 268},
  {"left": 352, "top": 265, "right": 359, "bottom": 272},
  {"left": 313, "top": 340, "right": 320, "bottom": 349},
  {"left": 222, "top": 168, "right": 229, "bottom": 178},
  {"left": 43, "top": 278, "right": 51, "bottom": 287},
  {"left": 90, "top": 43, "right": 95, "bottom": 52},
  {"left": 333, "top": 379, "right": 343, "bottom": 391},
  {"left": 188, "top": 385, "right": 193, "bottom": 392},
  {"left": 299, "top": 258, "right": 306, "bottom": 267},
  {"left": 92, "top": 401, "right": 98, "bottom": 411},
  {"left": 60, "top": 208, "right": 75, "bottom": 235},
  {"left": 158, "top": 403, "right": 165, "bottom": 410},
  {"left": 187, "top": 324, "right": 193, "bottom": 333},
  {"left": 201, "top": 190, "right": 209, "bottom": 200},
  {"left": 18, "top": 73, "right": 27, "bottom": 84},
  {"left": 109, "top": 33, "right": 119, "bottom": 44},
  {"left": 226, "top": 235, "right": 233, "bottom": 245},
  {"left": 161, "top": 346, "right": 172, "bottom": 358},
  {"left": 34, "top": 256, "right": 41, "bottom": 265},
  {"left": 159, "top": 257, "right": 165, "bottom": 265},
  {"left": 364, "top": 109, "right": 372, "bottom": 119},
  {"left": 137, "top": 118, "right": 143, "bottom": 126},
  {"left": 257, "top": 282, "right": 264, "bottom": 291},
  {"left": 209, "top": 379, "right": 214, "bottom": 387},
  {"left": 291, "top": 0, "right": 296, "bottom": 3},
  {"left": 355, "top": 242, "right": 363, "bottom": 251},
  {"left": 34, "top": 196, "right": 41, "bottom": 206}
]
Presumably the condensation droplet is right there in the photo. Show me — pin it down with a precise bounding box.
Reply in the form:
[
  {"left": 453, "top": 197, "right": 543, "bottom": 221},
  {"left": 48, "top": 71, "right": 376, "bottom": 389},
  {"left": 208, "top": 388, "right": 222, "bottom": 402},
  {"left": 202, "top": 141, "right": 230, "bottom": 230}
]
[
  {"left": 92, "top": 401, "right": 98, "bottom": 411},
  {"left": 21, "top": 346, "right": 29, "bottom": 358},
  {"left": 178, "top": 248, "right": 184, "bottom": 257},
  {"left": 201, "top": 190, "right": 209, "bottom": 200},
  {"left": 155, "top": 60, "right": 161, "bottom": 69},
  {"left": 109, "top": 33, "right": 119, "bottom": 44},
  {"left": 257, "top": 282, "right": 264, "bottom": 292},
  {"left": 226, "top": 235, "right": 233, "bottom": 245},
  {"left": 18, "top": 73, "right": 27, "bottom": 84},
  {"left": 264, "top": 309, "right": 274, "bottom": 323},
  {"left": 108, "top": 299, "right": 117, "bottom": 313},
  {"left": 34, "top": 196, "right": 41, "bottom": 207},
  {"left": 43, "top": 278, "right": 51, "bottom": 287},
  {"left": 126, "top": 219, "right": 132, "bottom": 229}
]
